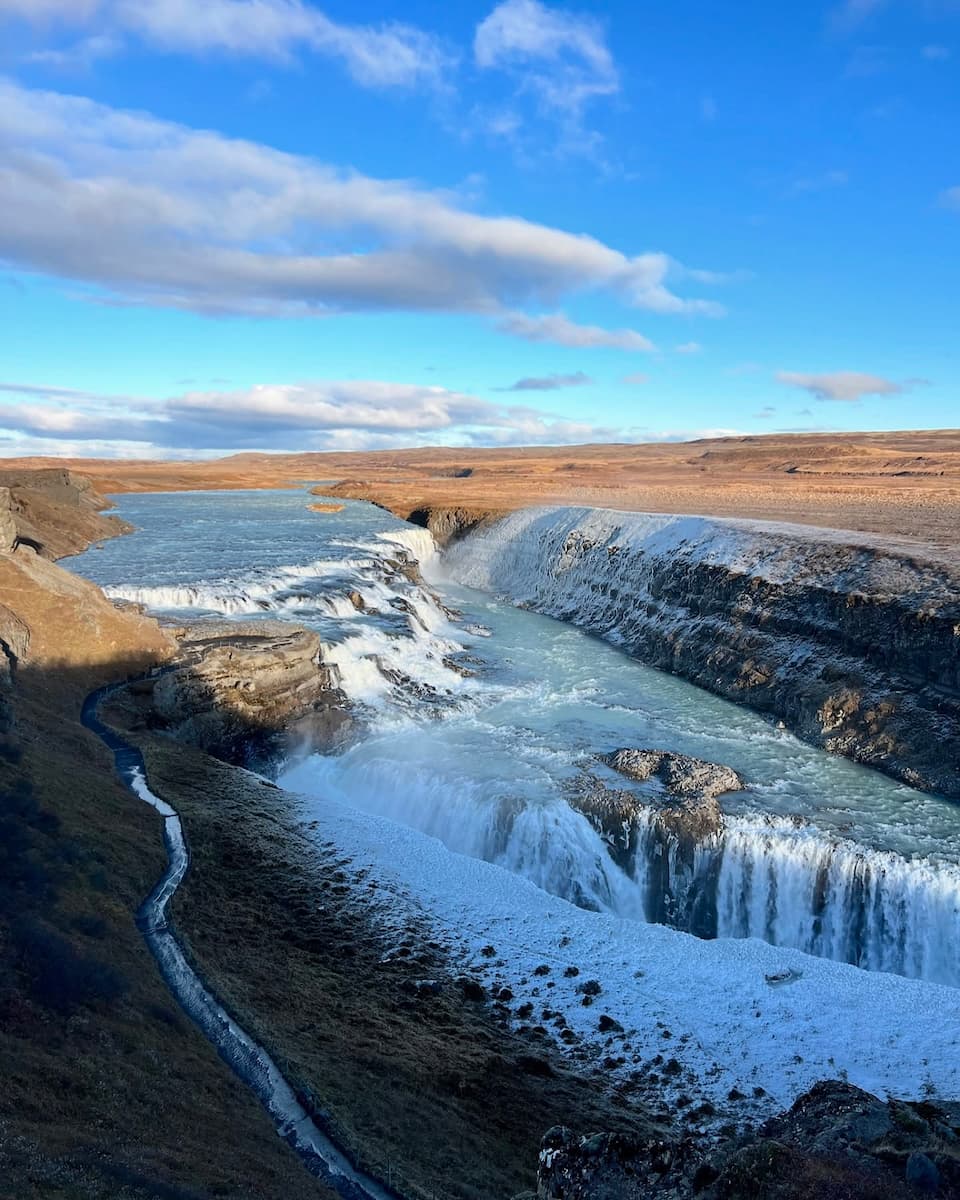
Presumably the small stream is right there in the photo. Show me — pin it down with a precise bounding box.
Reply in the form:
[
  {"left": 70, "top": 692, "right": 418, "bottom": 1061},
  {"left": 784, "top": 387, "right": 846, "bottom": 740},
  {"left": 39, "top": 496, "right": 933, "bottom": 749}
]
[{"left": 80, "top": 682, "right": 399, "bottom": 1200}]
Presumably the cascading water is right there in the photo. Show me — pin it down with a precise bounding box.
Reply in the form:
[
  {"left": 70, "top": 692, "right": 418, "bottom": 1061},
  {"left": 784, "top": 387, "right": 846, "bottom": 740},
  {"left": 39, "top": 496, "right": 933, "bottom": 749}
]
[{"left": 67, "top": 490, "right": 960, "bottom": 991}]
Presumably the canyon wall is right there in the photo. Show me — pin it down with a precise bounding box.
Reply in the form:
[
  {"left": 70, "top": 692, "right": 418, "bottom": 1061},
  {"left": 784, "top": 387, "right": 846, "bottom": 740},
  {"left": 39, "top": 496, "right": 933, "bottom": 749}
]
[{"left": 444, "top": 506, "right": 960, "bottom": 799}]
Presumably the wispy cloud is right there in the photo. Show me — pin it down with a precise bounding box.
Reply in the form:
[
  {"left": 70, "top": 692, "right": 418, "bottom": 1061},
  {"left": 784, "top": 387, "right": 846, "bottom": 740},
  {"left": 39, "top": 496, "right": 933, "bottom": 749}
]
[
  {"left": 940, "top": 185, "right": 960, "bottom": 210},
  {"left": 501, "top": 371, "right": 593, "bottom": 391},
  {"left": 497, "top": 311, "right": 655, "bottom": 351},
  {"left": 621, "top": 372, "right": 649, "bottom": 385},
  {"left": 475, "top": 0, "right": 618, "bottom": 114},
  {"left": 2, "top": 0, "right": 456, "bottom": 90},
  {"left": 789, "top": 169, "right": 849, "bottom": 194},
  {"left": 674, "top": 341, "right": 702, "bottom": 355},
  {"left": 829, "top": 0, "right": 889, "bottom": 34},
  {"left": 776, "top": 369, "right": 908, "bottom": 402},
  {"left": 922, "top": 43, "right": 951, "bottom": 60},
  {"left": 473, "top": 0, "right": 618, "bottom": 159},
  {"left": 0, "top": 80, "right": 723, "bottom": 324}
]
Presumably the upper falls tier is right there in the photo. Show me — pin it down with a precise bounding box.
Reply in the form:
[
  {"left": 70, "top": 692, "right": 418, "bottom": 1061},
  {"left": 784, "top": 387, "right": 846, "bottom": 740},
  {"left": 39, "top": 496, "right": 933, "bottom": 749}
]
[{"left": 443, "top": 506, "right": 960, "bottom": 800}]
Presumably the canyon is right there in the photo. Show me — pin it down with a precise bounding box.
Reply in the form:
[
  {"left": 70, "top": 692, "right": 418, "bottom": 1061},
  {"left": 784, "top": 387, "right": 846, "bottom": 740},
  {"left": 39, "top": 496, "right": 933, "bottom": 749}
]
[{"left": 1, "top": 442, "right": 959, "bottom": 1200}]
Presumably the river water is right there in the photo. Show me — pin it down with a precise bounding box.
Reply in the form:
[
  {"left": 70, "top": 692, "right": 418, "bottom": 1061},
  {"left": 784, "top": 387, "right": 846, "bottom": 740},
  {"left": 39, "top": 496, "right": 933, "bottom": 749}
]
[{"left": 67, "top": 488, "right": 960, "bottom": 990}]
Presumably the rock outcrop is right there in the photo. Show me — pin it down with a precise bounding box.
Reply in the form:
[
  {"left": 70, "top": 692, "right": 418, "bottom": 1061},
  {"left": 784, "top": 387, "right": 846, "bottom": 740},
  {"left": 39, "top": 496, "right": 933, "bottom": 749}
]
[
  {"left": 404, "top": 505, "right": 508, "bottom": 548},
  {"left": 119, "top": 621, "right": 349, "bottom": 767},
  {"left": 0, "top": 468, "right": 133, "bottom": 559},
  {"left": 0, "top": 548, "right": 175, "bottom": 695},
  {"left": 602, "top": 748, "right": 743, "bottom": 802},
  {"left": 0, "top": 488, "right": 17, "bottom": 552},
  {"left": 539, "top": 1081, "right": 960, "bottom": 1199},
  {"left": 445, "top": 507, "right": 960, "bottom": 799},
  {"left": 570, "top": 750, "right": 740, "bottom": 936}
]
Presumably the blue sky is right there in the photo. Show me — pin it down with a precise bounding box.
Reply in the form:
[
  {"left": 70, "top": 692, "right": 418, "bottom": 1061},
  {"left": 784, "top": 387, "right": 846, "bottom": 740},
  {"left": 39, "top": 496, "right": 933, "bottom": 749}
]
[{"left": 0, "top": 0, "right": 957, "bottom": 456}]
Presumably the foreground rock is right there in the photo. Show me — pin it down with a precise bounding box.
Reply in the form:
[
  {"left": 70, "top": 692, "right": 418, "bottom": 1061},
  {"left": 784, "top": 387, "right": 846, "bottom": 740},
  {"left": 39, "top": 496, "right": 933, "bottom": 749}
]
[
  {"left": 539, "top": 1081, "right": 960, "bottom": 1199},
  {"left": 119, "top": 620, "right": 350, "bottom": 766}
]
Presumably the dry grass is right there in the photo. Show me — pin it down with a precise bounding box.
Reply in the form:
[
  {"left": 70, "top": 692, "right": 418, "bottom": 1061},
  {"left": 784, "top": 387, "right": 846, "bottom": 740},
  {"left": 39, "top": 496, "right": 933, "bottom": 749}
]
[
  {"left": 7, "top": 429, "right": 960, "bottom": 547},
  {"left": 0, "top": 680, "right": 337, "bottom": 1200}
]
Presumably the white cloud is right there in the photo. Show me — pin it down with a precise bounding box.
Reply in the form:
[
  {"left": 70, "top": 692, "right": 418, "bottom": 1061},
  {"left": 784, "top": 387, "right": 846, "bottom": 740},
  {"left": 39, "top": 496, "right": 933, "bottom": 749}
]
[
  {"left": 497, "top": 311, "right": 655, "bottom": 351},
  {"left": 475, "top": 0, "right": 617, "bottom": 115},
  {"left": 621, "top": 372, "right": 649, "bottom": 385},
  {"left": 0, "top": 80, "right": 721, "bottom": 322},
  {"left": 674, "top": 341, "right": 702, "bottom": 354},
  {"left": 2, "top": 0, "right": 455, "bottom": 90},
  {"left": 776, "top": 370, "right": 905, "bottom": 402},
  {"left": 0, "top": 377, "right": 619, "bottom": 452}
]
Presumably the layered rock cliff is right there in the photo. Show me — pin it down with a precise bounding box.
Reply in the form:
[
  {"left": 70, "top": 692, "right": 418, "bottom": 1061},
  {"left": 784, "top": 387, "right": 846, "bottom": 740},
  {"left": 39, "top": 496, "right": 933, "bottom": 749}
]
[
  {"left": 0, "top": 468, "right": 133, "bottom": 559},
  {"left": 445, "top": 506, "right": 960, "bottom": 799},
  {"left": 115, "top": 620, "right": 349, "bottom": 766}
]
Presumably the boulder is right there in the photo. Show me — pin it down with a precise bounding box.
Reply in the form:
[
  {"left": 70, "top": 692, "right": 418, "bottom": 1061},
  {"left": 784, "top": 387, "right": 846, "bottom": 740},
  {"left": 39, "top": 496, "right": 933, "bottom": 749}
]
[
  {"left": 601, "top": 748, "right": 743, "bottom": 801},
  {"left": 143, "top": 621, "right": 349, "bottom": 766}
]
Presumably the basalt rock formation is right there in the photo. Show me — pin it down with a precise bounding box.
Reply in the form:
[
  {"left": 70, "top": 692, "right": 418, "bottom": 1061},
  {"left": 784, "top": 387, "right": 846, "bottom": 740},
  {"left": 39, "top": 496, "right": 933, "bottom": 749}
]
[
  {"left": 115, "top": 620, "right": 350, "bottom": 768},
  {"left": 538, "top": 1081, "right": 960, "bottom": 1199},
  {"left": 445, "top": 507, "right": 960, "bottom": 800},
  {"left": 570, "top": 751, "right": 741, "bottom": 936},
  {"left": 602, "top": 748, "right": 744, "bottom": 802}
]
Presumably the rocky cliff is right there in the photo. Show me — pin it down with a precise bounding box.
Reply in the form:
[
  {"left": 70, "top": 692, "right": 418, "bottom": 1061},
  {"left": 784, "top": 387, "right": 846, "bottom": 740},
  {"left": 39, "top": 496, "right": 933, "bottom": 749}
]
[
  {"left": 445, "top": 506, "right": 960, "bottom": 799},
  {"left": 114, "top": 619, "right": 349, "bottom": 767},
  {"left": 0, "top": 468, "right": 133, "bottom": 559}
]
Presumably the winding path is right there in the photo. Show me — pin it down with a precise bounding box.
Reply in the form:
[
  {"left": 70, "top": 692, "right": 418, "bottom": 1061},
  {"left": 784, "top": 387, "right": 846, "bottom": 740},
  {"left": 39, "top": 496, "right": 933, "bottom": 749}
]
[{"left": 82, "top": 681, "right": 400, "bottom": 1200}]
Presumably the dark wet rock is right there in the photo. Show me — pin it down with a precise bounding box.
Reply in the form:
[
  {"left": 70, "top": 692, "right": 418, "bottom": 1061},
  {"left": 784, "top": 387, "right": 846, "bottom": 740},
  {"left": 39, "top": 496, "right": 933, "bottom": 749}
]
[
  {"left": 597, "top": 1014, "right": 623, "bottom": 1034},
  {"left": 458, "top": 976, "right": 487, "bottom": 1002},
  {"left": 905, "top": 1152, "right": 940, "bottom": 1193},
  {"left": 518, "top": 1055, "right": 554, "bottom": 1078},
  {"left": 536, "top": 1081, "right": 960, "bottom": 1199}
]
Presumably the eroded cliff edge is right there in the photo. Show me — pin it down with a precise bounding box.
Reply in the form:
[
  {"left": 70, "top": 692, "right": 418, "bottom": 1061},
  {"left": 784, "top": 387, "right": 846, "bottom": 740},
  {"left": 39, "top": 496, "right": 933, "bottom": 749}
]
[{"left": 436, "top": 505, "right": 960, "bottom": 800}]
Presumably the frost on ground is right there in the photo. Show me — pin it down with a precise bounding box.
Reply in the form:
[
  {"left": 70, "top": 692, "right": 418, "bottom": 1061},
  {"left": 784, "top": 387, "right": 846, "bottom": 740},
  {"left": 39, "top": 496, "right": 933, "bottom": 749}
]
[{"left": 294, "top": 787, "right": 960, "bottom": 1131}]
